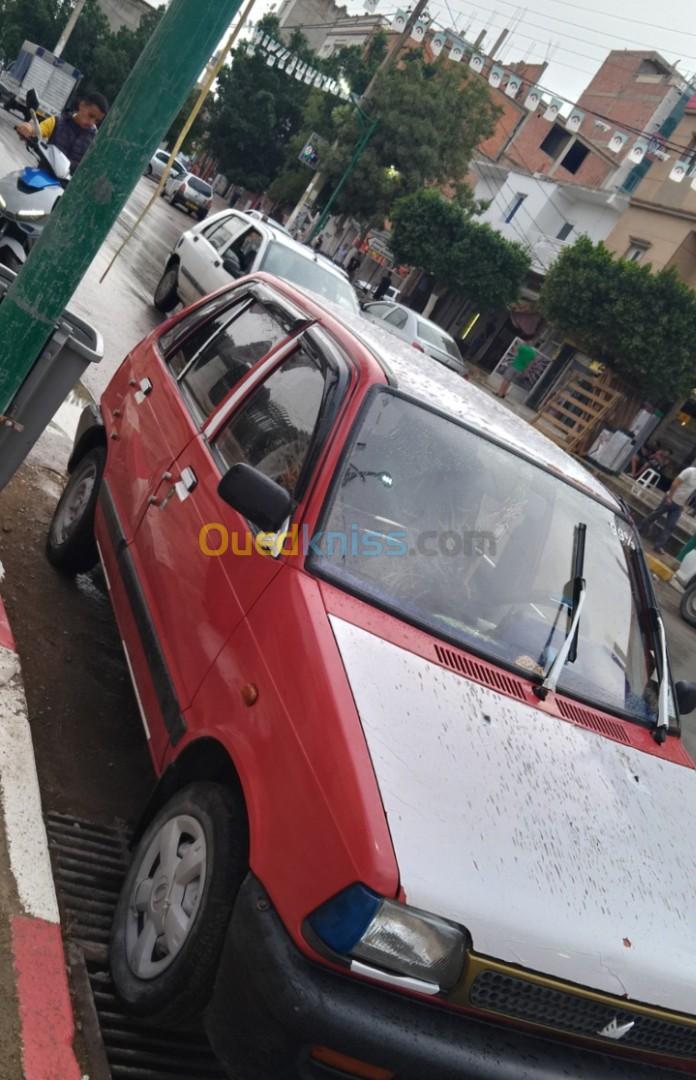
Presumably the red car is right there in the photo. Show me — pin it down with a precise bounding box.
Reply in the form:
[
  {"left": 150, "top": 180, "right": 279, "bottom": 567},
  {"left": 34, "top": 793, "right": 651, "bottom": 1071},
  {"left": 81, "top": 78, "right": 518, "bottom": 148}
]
[{"left": 47, "top": 273, "right": 696, "bottom": 1080}]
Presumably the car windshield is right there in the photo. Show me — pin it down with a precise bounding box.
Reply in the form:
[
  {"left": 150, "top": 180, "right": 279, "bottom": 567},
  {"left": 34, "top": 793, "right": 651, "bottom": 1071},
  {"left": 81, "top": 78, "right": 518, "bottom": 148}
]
[
  {"left": 189, "top": 176, "right": 212, "bottom": 196},
  {"left": 310, "top": 390, "right": 671, "bottom": 726},
  {"left": 417, "top": 319, "right": 461, "bottom": 360},
  {"left": 260, "top": 244, "right": 359, "bottom": 313}
]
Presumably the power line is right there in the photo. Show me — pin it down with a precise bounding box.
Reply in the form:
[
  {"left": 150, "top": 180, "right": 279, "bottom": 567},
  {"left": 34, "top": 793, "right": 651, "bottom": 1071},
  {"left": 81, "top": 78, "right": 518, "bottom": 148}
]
[
  {"left": 504, "top": 0, "right": 696, "bottom": 42},
  {"left": 451, "top": 0, "right": 696, "bottom": 60}
]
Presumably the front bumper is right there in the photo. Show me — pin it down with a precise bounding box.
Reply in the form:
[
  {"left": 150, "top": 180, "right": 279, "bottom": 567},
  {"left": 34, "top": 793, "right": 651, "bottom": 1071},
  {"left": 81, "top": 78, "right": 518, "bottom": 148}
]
[{"left": 205, "top": 876, "right": 686, "bottom": 1080}]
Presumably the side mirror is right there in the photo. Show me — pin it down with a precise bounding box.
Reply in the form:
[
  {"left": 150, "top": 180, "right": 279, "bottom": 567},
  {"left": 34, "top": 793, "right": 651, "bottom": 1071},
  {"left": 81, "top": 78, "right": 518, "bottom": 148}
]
[
  {"left": 26, "top": 88, "right": 38, "bottom": 111},
  {"left": 676, "top": 681, "right": 696, "bottom": 716},
  {"left": 222, "top": 250, "right": 243, "bottom": 278},
  {"left": 217, "top": 463, "right": 293, "bottom": 533}
]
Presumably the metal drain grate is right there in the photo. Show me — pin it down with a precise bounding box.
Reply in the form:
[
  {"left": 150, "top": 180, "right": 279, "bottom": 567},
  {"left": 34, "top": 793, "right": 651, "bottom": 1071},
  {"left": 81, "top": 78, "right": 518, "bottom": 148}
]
[{"left": 46, "top": 812, "right": 226, "bottom": 1080}]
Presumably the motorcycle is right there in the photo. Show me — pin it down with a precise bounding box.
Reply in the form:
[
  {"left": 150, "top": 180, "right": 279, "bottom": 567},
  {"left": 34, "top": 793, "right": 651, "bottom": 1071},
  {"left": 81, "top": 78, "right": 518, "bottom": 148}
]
[{"left": 0, "top": 88, "right": 71, "bottom": 271}]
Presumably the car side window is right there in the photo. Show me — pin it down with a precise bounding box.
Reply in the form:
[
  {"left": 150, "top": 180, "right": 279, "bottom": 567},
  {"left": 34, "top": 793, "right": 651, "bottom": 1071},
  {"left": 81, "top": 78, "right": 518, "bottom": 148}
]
[
  {"left": 366, "top": 303, "right": 394, "bottom": 319},
  {"left": 213, "top": 346, "right": 327, "bottom": 498},
  {"left": 225, "top": 228, "right": 263, "bottom": 276},
  {"left": 159, "top": 293, "right": 247, "bottom": 373},
  {"left": 202, "top": 215, "right": 247, "bottom": 253},
  {"left": 384, "top": 308, "right": 408, "bottom": 329},
  {"left": 180, "top": 302, "right": 289, "bottom": 423}
]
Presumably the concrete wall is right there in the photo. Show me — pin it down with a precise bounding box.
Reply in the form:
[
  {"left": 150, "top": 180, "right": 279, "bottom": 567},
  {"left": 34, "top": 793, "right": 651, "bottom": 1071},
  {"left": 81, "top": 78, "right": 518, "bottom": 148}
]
[
  {"left": 97, "top": 0, "right": 155, "bottom": 33},
  {"left": 605, "top": 105, "right": 696, "bottom": 282},
  {"left": 474, "top": 165, "right": 625, "bottom": 273},
  {"left": 277, "top": 0, "right": 347, "bottom": 51}
]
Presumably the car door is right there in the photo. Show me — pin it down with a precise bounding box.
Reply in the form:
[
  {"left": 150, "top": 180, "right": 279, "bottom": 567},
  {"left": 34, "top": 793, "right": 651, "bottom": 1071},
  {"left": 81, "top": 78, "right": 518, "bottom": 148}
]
[
  {"left": 102, "top": 288, "right": 250, "bottom": 541},
  {"left": 176, "top": 212, "right": 249, "bottom": 304},
  {"left": 128, "top": 291, "right": 308, "bottom": 766}
]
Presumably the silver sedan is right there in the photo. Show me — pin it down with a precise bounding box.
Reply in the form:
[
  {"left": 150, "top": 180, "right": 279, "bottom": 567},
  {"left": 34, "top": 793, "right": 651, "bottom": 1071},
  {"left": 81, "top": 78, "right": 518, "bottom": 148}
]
[{"left": 361, "top": 300, "right": 469, "bottom": 376}]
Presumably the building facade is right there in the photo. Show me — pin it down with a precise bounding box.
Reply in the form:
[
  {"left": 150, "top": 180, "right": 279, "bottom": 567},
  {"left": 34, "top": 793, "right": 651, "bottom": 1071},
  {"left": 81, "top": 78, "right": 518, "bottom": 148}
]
[
  {"left": 276, "top": 0, "right": 347, "bottom": 52},
  {"left": 97, "top": 0, "right": 155, "bottom": 33}
]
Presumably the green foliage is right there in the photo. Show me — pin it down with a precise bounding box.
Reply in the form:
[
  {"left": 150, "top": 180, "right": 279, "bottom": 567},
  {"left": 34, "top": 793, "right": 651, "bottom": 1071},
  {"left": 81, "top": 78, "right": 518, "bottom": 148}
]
[
  {"left": 165, "top": 89, "right": 208, "bottom": 154},
  {"left": 206, "top": 16, "right": 384, "bottom": 195},
  {"left": 309, "top": 50, "right": 499, "bottom": 226},
  {"left": 391, "top": 188, "right": 530, "bottom": 311},
  {"left": 0, "top": 0, "right": 165, "bottom": 105},
  {"left": 540, "top": 237, "right": 696, "bottom": 401}
]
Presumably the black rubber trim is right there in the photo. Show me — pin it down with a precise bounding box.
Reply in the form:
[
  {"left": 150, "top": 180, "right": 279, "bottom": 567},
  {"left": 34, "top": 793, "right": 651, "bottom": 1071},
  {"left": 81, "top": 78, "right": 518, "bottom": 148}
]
[
  {"left": 67, "top": 403, "right": 105, "bottom": 473},
  {"left": 206, "top": 876, "right": 683, "bottom": 1080},
  {"left": 99, "top": 482, "right": 186, "bottom": 746}
]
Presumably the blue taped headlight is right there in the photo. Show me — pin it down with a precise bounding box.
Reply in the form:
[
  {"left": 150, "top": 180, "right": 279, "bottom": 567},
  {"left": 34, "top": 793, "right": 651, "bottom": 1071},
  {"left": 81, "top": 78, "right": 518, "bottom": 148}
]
[
  {"left": 308, "top": 885, "right": 467, "bottom": 990},
  {"left": 309, "top": 883, "right": 381, "bottom": 954}
]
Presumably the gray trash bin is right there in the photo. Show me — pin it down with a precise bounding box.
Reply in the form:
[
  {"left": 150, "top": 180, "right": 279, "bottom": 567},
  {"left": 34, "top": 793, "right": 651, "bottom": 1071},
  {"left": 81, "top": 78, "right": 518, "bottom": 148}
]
[{"left": 0, "top": 264, "right": 103, "bottom": 490}]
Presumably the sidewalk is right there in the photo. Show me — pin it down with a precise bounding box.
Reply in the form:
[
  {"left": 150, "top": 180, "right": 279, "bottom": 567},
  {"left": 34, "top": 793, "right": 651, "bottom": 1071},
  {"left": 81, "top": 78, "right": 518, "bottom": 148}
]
[{"left": 0, "top": 559, "right": 82, "bottom": 1080}]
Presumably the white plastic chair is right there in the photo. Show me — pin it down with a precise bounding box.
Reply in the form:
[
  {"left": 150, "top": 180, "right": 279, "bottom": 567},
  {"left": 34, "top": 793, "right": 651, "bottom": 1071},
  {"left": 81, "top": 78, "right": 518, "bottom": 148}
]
[{"left": 631, "top": 469, "right": 661, "bottom": 502}]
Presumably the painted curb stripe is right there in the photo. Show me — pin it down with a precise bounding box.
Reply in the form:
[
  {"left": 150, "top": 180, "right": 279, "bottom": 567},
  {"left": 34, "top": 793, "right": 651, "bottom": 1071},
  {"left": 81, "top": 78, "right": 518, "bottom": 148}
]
[
  {"left": 0, "top": 646, "right": 59, "bottom": 923},
  {"left": 0, "top": 595, "right": 14, "bottom": 652},
  {"left": 11, "top": 916, "right": 82, "bottom": 1080}
]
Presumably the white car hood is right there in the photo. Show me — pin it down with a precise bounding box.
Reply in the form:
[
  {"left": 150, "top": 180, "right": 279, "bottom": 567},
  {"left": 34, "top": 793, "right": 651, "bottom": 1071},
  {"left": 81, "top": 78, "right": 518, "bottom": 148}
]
[{"left": 330, "top": 615, "right": 696, "bottom": 1015}]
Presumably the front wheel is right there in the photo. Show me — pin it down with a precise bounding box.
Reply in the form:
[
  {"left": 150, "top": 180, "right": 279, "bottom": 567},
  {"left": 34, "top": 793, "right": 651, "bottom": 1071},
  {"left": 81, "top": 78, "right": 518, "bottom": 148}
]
[
  {"left": 110, "top": 782, "right": 247, "bottom": 1027},
  {"left": 46, "top": 447, "right": 105, "bottom": 575},
  {"left": 681, "top": 582, "right": 696, "bottom": 627},
  {"left": 197, "top": 209, "right": 208, "bottom": 222},
  {"left": 154, "top": 263, "right": 179, "bottom": 312}
]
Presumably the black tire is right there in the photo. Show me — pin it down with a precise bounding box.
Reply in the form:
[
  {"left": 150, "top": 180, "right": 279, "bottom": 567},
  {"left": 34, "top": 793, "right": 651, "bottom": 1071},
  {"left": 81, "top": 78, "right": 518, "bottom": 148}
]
[
  {"left": 146, "top": 164, "right": 153, "bottom": 176},
  {"left": 110, "top": 782, "right": 247, "bottom": 1027},
  {"left": 197, "top": 209, "right": 208, "bottom": 222},
  {"left": 154, "top": 262, "right": 179, "bottom": 313},
  {"left": 680, "top": 582, "right": 696, "bottom": 627},
  {"left": 46, "top": 447, "right": 105, "bottom": 575},
  {"left": 0, "top": 247, "right": 23, "bottom": 273}
]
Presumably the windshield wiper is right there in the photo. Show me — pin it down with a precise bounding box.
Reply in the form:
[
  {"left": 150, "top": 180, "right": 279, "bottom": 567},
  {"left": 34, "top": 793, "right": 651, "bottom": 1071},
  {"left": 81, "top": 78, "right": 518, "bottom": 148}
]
[
  {"left": 650, "top": 606, "right": 671, "bottom": 744},
  {"left": 535, "top": 523, "right": 587, "bottom": 700}
]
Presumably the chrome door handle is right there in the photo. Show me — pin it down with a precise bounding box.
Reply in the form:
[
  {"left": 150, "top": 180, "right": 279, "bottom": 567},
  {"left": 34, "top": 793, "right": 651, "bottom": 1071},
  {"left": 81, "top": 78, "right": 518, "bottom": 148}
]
[
  {"left": 134, "top": 377, "right": 153, "bottom": 404},
  {"left": 174, "top": 466, "right": 197, "bottom": 502}
]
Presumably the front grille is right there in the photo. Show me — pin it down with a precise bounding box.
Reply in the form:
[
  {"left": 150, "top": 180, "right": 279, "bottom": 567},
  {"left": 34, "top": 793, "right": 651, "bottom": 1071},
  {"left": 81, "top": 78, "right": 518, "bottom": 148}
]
[{"left": 470, "top": 970, "right": 696, "bottom": 1059}]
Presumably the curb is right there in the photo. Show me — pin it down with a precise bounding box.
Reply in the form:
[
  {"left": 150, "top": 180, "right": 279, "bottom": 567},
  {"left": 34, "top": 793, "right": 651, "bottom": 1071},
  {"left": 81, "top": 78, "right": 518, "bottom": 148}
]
[
  {"left": 645, "top": 552, "right": 676, "bottom": 582},
  {"left": 0, "top": 562, "right": 82, "bottom": 1080}
]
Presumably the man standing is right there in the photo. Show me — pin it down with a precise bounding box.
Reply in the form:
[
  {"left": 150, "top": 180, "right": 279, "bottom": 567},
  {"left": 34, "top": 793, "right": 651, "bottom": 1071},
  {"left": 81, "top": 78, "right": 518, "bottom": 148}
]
[
  {"left": 639, "top": 464, "right": 696, "bottom": 554},
  {"left": 497, "top": 340, "right": 537, "bottom": 399}
]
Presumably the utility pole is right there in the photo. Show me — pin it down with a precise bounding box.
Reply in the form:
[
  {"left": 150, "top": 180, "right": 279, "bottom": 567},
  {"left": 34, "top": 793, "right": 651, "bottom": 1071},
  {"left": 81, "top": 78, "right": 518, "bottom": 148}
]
[
  {"left": 54, "top": 0, "right": 88, "bottom": 59},
  {"left": 285, "top": 0, "right": 430, "bottom": 233},
  {"left": 0, "top": 0, "right": 244, "bottom": 417}
]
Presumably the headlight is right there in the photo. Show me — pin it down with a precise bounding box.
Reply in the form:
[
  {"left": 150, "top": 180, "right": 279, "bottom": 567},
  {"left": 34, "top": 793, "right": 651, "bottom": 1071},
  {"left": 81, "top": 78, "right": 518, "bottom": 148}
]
[
  {"left": 0, "top": 193, "right": 6, "bottom": 211},
  {"left": 308, "top": 884, "right": 467, "bottom": 990},
  {"left": 17, "top": 209, "right": 46, "bottom": 220}
]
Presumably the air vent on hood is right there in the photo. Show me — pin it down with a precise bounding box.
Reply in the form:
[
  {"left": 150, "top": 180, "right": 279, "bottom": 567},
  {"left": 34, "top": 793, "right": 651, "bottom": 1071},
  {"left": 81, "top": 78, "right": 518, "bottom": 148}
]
[
  {"left": 433, "top": 645, "right": 527, "bottom": 701},
  {"left": 555, "top": 697, "right": 630, "bottom": 744}
]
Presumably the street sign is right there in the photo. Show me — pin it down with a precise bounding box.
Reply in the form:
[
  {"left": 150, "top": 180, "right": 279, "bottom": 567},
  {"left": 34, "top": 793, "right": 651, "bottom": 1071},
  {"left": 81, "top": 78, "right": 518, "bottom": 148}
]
[{"left": 299, "top": 133, "right": 323, "bottom": 170}]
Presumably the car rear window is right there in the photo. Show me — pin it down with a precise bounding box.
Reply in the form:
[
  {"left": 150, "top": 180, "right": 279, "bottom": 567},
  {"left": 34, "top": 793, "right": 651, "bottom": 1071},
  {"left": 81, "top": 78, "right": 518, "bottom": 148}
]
[
  {"left": 417, "top": 320, "right": 461, "bottom": 359},
  {"left": 189, "top": 176, "right": 212, "bottom": 197},
  {"left": 260, "top": 244, "right": 359, "bottom": 314}
]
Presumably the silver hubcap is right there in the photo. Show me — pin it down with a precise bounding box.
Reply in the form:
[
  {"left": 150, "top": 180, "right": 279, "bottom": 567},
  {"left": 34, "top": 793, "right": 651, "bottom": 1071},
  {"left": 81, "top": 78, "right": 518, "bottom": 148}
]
[
  {"left": 686, "top": 590, "right": 696, "bottom": 620},
  {"left": 126, "top": 814, "right": 207, "bottom": 980},
  {"left": 51, "top": 461, "right": 97, "bottom": 545}
]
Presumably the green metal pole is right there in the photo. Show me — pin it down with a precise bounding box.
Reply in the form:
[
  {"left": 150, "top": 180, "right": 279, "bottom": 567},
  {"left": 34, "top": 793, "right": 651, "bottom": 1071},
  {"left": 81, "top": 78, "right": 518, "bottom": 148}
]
[
  {"left": 308, "top": 117, "right": 378, "bottom": 241},
  {"left": 0, "top": 0, "right": 242, "bottom": 413}
]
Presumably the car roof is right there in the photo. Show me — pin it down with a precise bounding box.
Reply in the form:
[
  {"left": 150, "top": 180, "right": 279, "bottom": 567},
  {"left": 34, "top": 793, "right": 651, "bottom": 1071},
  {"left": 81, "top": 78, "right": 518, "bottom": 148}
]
[{"left": 254, "top": 277, "right": 620, "bottom": 511}]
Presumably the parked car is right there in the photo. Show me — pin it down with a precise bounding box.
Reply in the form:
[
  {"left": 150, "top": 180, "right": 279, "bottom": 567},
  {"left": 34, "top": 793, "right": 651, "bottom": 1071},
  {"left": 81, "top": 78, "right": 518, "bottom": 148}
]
[
  {"left": 46, "top": 271, "right": 696, "bottom": 1080},
  {"left": 362, "top": 299, "right": 468, "bottom": 377},
  {"left": 162, "top": 171, "right": 213, "bottom": 220},
  {"left": 676, "top": 548, "right": 696, "bottom": 626},
  {"left": 153, "top": 208, "right": 360, "bottom": 315},
  {"left": 146, "top": 148, "right": 186, "bottom": 183}
]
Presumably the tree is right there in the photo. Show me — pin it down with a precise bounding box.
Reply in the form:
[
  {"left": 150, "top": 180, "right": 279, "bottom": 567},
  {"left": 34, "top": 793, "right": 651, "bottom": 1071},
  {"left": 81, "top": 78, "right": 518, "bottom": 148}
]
[
  {"left": 540, "top": 236, "right": 696, "bottom": 401},
  {"left": 391, "top": 188, "right": 530, "bottom": 312},
  {"left": 0, "top": 0, "right": 165, "bottom": 105},
  {"left": 165, "top": 89, "right": 208, "bottom": 154},
  {"left": 304, "top": 49, "right": 500, "bottom": 227}
]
